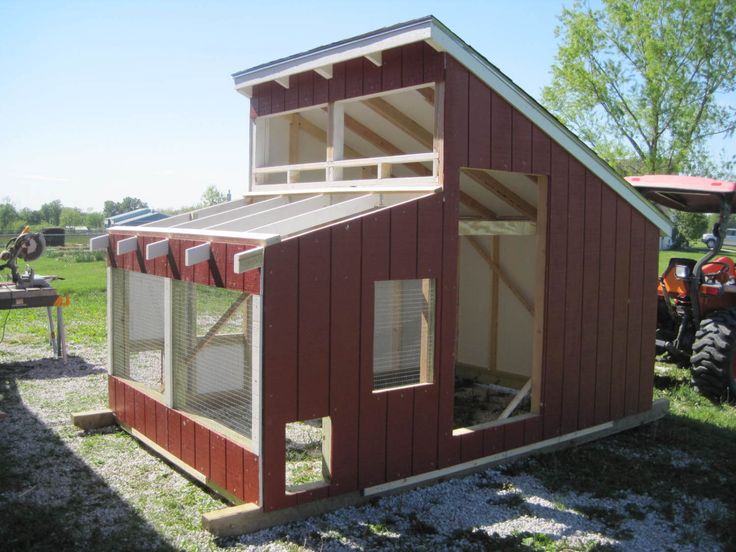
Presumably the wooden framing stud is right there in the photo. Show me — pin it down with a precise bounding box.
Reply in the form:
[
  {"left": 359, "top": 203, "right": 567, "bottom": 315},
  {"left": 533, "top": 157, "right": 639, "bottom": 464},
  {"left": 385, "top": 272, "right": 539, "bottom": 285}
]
[
  {"left": 417, "top": 87, "right": 435, "bottom": 106},
  {"left": 466, "top": 235, "right": 533, "bottom": 315},
  {"left": 459, "top": 191, "right": 497, "bottom": 219},
  {"left": 364, "top": 97, "right": 433, "bottom": 149},
  {"left": 464, "top": 169, "right": 537, "bottom": 220}
]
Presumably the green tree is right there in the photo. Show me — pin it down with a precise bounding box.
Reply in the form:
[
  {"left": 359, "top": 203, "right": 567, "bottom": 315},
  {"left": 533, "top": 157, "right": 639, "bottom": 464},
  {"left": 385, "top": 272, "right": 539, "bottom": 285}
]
[
  {"left": 59, "top": 207, "right": 85, "bottom": 227},
  {"left": 200, "top": 185, "right": 228, "bottom": 207},
  {"left": 0, "top": 202, "right": 20, "bottom": 233},
  {"left": 103, "top": 197, "right": 148, "bottom": 218},
  {"left": 39, "top": 200, "right": 63, "bottom": 226},
  {"left": 673, "top": 211, "right": 708, "bottom": 245},
  {"left": 543, "top": 0, "right": 736, "bottom": 176},
  {"left": 84, "top": 212, "right": 105, "bottom": 229}
]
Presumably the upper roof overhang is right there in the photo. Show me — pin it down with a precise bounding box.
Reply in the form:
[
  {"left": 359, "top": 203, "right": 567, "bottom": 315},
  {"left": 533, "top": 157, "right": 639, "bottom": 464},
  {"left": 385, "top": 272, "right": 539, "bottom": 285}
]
[
  {"left": 626, "top": 175, "right": 736, "bottom": 213},
  {"left": 231, "top": 15, "right": 672, "bottom": 235}
]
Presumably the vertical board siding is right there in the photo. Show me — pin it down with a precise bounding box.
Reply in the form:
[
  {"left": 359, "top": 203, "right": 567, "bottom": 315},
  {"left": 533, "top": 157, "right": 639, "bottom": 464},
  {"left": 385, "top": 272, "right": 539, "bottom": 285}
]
[
  {"left": 595, "top": 186, "right": 618, "bottom": 424},
  {"left": 437, "top": 57, "right": 466, "bottom": 468},
  {"left": 401, "top": 42, "right": 424, "bottom": 87},
  {"left": 560, "top": 159, "right": 585, "bottom": 435},
  {"left": 357, "top": 211, "right": 390, "bottom": 488},
  {"left": 412, "top": 195, "right": 443, "bottom": 474},
  {"left": 328, "top": 221, "right": 362, "bottom": 495},
  {"left": 468, "top": 73, "right": 491, "bottom": 168},
  {"left": 639, "top": 223, "right": 660, "bottom": 411},
  {"left": 210, "top": 432, "right": 227, "bottom": 491},
  {"left": 625, "top": 214, "right": 646, "bottom": 416},
  {"left": 490, "top": 91, "right": 513, "bottom": 171},
  {"left": 578, "top": 172, "right": 602, "bottom": 429},
  {"left": 363, "top": 58, "right": 382, "bottom": 95},
  {"left": 252, "top": 44, "right": 443, "bottom": 118},
  {"left": 108, "top": 377, "right": 258, "bottom": 504},
  {"left": 262, "top": 240, "right": 300, "bottom": 511},
  {"left": 543, "top": 142, "right": 569, "bottom": 438},
  {"left": 297, "top": 229, "right": 331, "bottom": 421},
  {"left": 385, "top": 203, "right": 418, "bottom": 480},
  {"left": 195, "top": 424, "right": 211, "bottom": 478},
  {"left": 610, "top": 199, "right": 632, "bottom": 420}
]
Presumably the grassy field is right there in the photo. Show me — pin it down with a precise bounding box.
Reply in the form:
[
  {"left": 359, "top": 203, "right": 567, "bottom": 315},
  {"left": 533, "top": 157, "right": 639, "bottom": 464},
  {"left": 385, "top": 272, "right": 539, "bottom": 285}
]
[
  {"left": 0, "top": 253, "right": 107, "bottom": 353},
  {"left": 1, "top": 246, "right": 734, "bottom": 550}
]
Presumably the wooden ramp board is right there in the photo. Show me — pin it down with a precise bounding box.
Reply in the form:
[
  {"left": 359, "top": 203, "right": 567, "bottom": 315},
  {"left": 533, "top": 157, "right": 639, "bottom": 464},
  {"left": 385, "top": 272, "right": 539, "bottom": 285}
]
[
  {"left": 202, "top": 399, "right": 669, "bottom": 536},
  {"left": 71, "top": 409, "right": 116, "bottom": 430}
]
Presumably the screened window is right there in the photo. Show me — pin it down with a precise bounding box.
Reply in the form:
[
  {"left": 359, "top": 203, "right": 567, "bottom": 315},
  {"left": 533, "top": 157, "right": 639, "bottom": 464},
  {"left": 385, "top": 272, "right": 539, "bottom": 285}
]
[
  {"left": 373, "top": 279, "right": 435, "bottom": 391},
  {"left": 171, "top": 281, "right": 254, "bottom": 439},
  {"left": 110, "top": 269, "right": 166, "bottom": 393}
]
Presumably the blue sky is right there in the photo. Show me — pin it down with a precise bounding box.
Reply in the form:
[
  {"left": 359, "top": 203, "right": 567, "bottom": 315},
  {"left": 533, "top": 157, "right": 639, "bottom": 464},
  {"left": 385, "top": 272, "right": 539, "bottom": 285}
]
[{"left": 0, "top": 0, "right": 569, "bottom": 211}]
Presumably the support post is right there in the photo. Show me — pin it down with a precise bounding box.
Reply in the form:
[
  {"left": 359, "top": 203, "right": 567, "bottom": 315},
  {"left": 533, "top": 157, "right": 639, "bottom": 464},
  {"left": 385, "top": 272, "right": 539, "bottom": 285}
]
[{"left": 327, "top": 102, "right": 344, "bottom": 182}]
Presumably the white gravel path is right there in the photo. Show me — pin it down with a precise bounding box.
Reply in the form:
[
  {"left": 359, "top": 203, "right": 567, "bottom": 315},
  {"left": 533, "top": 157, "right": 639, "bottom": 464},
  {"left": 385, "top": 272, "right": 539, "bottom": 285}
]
[{"left": 0, "top": 341, "right": 727, "bottom": 551}]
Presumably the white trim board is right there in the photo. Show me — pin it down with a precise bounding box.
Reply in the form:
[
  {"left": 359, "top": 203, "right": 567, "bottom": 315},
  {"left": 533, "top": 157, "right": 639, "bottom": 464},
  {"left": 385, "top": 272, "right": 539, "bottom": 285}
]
[{"left": 232, "top": 16, "right": 672, "bottom": 234}]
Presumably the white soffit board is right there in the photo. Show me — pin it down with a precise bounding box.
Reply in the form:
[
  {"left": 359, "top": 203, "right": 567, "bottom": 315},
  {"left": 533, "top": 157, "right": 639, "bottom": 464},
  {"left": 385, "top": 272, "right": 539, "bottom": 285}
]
[{"left": 231, "top": 16, "right": 671, "bottom": 234}]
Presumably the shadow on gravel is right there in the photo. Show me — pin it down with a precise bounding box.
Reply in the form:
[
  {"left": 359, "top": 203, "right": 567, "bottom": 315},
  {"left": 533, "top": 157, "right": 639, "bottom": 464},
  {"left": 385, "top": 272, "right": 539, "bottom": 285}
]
[{"left": 0, "top": 357, "right": 176, "bottom": 552}]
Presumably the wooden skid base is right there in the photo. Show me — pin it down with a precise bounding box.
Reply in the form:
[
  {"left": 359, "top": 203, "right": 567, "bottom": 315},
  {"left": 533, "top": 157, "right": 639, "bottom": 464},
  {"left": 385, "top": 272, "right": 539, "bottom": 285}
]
[
  {"left": 203, "top": 399, "right": 669, "bottom": 537},
  {"left": 71, "top": 409, "right": 116, "bottom": 430}
]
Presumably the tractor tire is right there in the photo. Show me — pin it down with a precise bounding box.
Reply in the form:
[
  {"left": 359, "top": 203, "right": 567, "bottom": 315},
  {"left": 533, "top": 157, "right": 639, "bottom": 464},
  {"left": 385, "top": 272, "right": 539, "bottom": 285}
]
[{"left": 690, "top": 309, "right": 736, "bottom": 402}]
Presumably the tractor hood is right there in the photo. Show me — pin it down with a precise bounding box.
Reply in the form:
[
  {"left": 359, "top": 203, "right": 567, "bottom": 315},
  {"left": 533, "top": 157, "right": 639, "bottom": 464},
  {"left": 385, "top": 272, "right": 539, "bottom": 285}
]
[{"left": 626, "top": 174, "right": 736, "bottom": 213}]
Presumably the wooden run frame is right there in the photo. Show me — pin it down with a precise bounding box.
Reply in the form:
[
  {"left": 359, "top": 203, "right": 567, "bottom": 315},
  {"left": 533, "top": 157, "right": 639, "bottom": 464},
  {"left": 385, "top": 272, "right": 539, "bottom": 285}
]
[{"left": 107, "top": 267, "right": 264, "bottom": 455}]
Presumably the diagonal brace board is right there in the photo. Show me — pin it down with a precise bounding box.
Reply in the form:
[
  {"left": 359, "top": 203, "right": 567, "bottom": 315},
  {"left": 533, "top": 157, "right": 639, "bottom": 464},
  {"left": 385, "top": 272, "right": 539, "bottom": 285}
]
[
  {"left": 184, "top": 292, "right": 250, "bottom": 364},
  {"left": 463, "top": 169, "right": 537, "bottom": 220},
  {"left": 465, "top": 235, "right": 533, "bottom": 315}
]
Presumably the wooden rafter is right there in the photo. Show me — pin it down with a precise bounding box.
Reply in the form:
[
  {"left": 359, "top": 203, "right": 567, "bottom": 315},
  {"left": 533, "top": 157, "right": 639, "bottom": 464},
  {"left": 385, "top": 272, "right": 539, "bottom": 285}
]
[
  {"left": 344, "top": 113, "right": 431, "bottom": 178},
  {"left": 460, "top": 191, "right": 497, "bottom": 219},
  {"left": 363, "top": 97, "right": 434, "bottom": 149},
  {"left": 465, "top": 235, "right": 533, "bottom": 315},
  {"left": 464, "top": 169, "right": 537, "bottom": 220},
  {"left": 417, "top": 87, "right": 435, "bottom": 106},
  {"left": 291, "top": 113, "right": 362, "bottom": 160}
]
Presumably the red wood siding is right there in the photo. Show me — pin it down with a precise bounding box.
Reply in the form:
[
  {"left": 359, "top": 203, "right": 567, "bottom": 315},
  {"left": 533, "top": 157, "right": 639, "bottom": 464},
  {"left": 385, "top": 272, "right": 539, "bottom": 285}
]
[
  {"left": 108, "top": 376, "right": 259, "bottom": 505},
  {"left": 260, "top": 195, "right": 446, "bottom": 509},
  {"left": 250, "top": 44, "right": 444, "bottom": 117},
  {"left": 440, "top": 58, "right": 659, "bottom": 449},
  {"left": 257, "top": 51, "right": 660, "bottom": 511},
  {"left": 106, "top": 234, "right": 261, "bottom": 295}
]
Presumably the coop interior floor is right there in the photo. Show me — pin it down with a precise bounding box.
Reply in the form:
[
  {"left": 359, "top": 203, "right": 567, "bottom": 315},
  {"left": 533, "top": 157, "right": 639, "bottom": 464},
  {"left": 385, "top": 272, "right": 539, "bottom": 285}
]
[{"left": 452, "top": 370, "right": 531, "bottom": 430}]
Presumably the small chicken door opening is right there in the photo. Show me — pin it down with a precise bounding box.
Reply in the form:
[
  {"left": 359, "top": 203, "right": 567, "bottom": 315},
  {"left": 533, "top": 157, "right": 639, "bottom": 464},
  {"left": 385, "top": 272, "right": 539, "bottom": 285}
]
[{"left": 453, "top": 169, "right": 545, "bottom": 431}]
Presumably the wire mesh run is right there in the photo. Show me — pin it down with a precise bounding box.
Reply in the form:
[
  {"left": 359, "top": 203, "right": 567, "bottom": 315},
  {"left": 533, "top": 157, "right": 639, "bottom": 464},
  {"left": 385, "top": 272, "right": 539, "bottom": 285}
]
[
  {"left": 373, "top": 279, "right": 435, "bottom": 391},
  {"left": 110, "top": 269, "right": 166, "bottom": 392},
  {"left": 171, "top": 281, "right": 254, "bottom": 439}
]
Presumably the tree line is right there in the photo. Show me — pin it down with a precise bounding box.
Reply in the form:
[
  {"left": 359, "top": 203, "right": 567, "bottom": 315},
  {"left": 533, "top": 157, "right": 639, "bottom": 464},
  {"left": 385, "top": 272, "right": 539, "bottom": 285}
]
[{"left": 0, "top": 186, "right": 230, "bottom": 235}]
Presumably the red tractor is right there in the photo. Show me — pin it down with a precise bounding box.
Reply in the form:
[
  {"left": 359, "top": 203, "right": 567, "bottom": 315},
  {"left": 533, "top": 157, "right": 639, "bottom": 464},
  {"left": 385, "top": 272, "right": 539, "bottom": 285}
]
[{"left": 628, "top": 175, "right": 736, "bottom": 402}]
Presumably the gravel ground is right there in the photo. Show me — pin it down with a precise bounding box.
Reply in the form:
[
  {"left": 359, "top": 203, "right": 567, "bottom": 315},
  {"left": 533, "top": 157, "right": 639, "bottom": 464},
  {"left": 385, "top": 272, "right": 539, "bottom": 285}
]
[{"left": 0, "top": 341, "right": 726, "bottom": 551}]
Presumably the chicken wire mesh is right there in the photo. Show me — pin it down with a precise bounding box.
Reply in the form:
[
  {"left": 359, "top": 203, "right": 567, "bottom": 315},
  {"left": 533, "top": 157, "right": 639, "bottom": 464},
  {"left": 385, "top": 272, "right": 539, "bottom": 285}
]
[
  {"left": 373, "top": 279, "right": 435, "bottom": 390},
  {"left": 171, "top": 281, "right": 254, "bottom": 439},
  {"left": 111, "top": 269, "right": 166, "bottom": 392}
]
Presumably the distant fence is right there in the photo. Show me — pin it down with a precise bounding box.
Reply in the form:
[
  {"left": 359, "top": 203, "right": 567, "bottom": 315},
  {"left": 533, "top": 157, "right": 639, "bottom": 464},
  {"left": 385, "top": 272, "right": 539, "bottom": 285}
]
[{"left": 0, "top": 230, "right": 105, "bottom": 248}]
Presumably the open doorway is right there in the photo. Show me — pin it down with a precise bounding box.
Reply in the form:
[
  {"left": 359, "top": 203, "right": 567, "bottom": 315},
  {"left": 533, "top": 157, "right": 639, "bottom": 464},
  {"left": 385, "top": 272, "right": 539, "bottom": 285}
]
[{"left": 453, "top": 168, "right": 546, "bottom": 431}]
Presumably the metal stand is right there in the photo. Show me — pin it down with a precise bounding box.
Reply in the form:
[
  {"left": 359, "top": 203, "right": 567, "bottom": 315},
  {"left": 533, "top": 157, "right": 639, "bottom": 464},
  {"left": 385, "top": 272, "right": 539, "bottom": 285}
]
[{"left": 0, "top": 285, "right": 68, "bottom": 362}]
